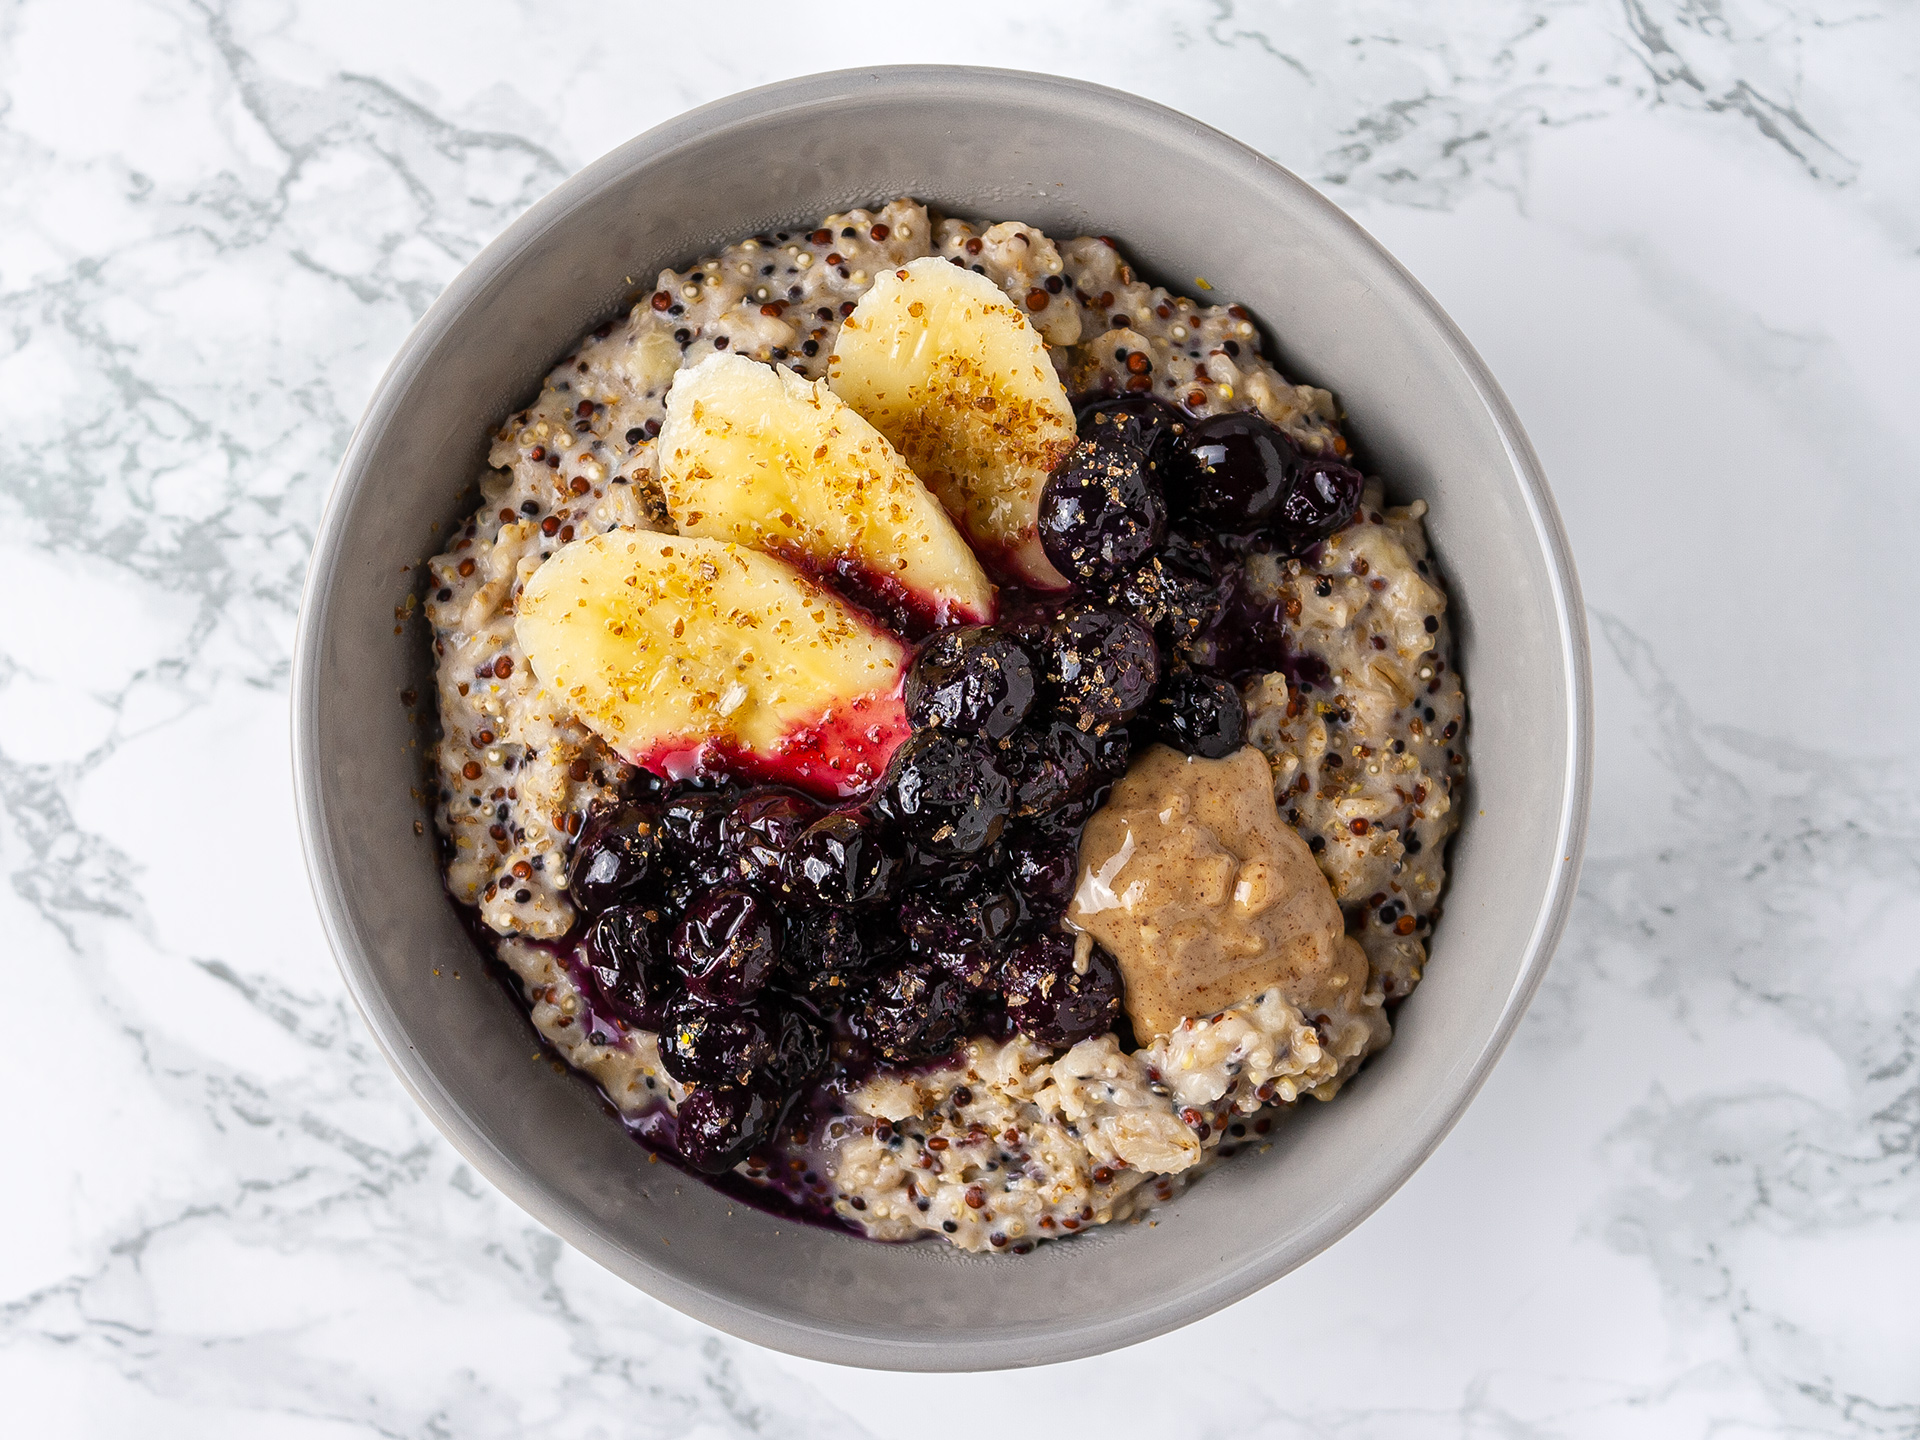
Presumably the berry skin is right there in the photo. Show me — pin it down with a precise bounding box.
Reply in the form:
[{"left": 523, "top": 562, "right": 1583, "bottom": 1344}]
[
  {"left": 1103, "top": 540, "right": 1236, "bottom": 660},
  {"left": 1272, "top": 450, "right": 1364, "bottom": 554},
  {"left": 904, "top": 627, "right": 1038, "bottom": 740},
  {"left": 660, "top": 998, "right": 778, "bottom": 1087},
  {"left": 671, "top": 998, "right": 824, "bottom": 1174},
  {"left": 877, "top": 730, "right": 1012, "bottom": 859},
  {"left": 1076, "top": 393, "right": 1186, "bottom": 465},
  {"left": 1024, "top": 788, "right": 1105, "bottom": 837},
  {"left": 781, "top": 810, "right": 900, "bottom": 908},
  {"left": 719, "top": 788, "right": 825, "bottom": 888},
  {"left": 1168, "top": 413, "right": 1363, "bottom": 550},
  {"left": 1000, "top": 724, "right": 1092, "bottom": 817},
  {"left": 1037, "top": 431, "right": 1167, "bottom": 586},
  {"left": 568, "top": 802, "right": 663, "bottom": 912},
  {"left": 899, "top": 882, "right": 1024, "bottom": 953},
  {"left": 658, "top": 854, "right": 734, "bottom": 916},
  {"left": 780, "top": 908, "right": 900, "bottom": 1000},
  {"left": 670, "top": 887, "right": 781, "bottom": 1008},
  {"left": 1040, "top": 605, "right": 1160, "bottom": 729},
  {"left": 998, "top": 932, "right": 1125, "bottom": 1047},
  {"left": 1001, "top": 720, "right": 1128, "bottom": 819},
  {"left": 653, "top": 789, "right": 735, "bottom": 910},
  {"left": 676, "top": 1084, "right": 785, "bottom": 1174},
  {"left": 1006, "top": 829, "right": 1079, "bottom": 918},
  {"left": 579, "top": 902, "right": 676, "bottom": 1030},
  {"left": 922, "top": 948, "right": 999, "bottom": 991},
  {"left": 899, "top": 881, "right": 1025, "bottom": 988},
  {"left": 1148, "top": 669, "right": 1249, "bottom": 759},
  {"left": 767, "top": 1004, "right": 830, "bottom": 1091},
  {"left": 849, "top": 961, "right": 968, "bottom": 1064},
  {"left": 657, "top": 789, "right": 732, "bottom": 861},
  {"left": 1167, "top": 412, "right": 1296, "bottom": 530}
]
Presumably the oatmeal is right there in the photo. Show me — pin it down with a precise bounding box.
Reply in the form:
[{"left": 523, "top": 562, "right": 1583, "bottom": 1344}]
[
  {"left": 422, "top": 198, "right": 1465, "bottom": 1252},
  {"left": 1239, "top": 482, "right": 1465, "bottom": 998}
]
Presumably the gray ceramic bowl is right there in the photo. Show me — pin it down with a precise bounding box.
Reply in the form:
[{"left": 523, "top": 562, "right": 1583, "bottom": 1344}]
[{"left": 293, "top": 66, "right": 1590, "bottom": 1370}]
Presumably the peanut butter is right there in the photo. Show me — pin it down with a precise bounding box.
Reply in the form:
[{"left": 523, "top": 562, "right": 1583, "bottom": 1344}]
[{"left": 1070, "top": 744, "right": 1361, "bottom": 1040}]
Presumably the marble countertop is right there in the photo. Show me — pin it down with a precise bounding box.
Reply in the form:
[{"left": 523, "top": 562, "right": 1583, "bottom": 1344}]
[{"left": 4, "top": 0, "right": 1916, "bottom": 1432}]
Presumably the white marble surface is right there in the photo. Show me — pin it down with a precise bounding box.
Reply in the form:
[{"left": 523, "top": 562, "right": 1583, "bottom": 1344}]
[{"left": 3, "top": 0, "right": 1916, "bottom": 1432}]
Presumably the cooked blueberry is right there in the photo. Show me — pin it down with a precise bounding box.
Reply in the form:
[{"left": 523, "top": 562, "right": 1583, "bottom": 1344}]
[
  {"left": 1148, "top": 669, "right": 1248, "bottom": 759},
  {"left": 1023, "top": 787, "right": 1104, "bottom": 836},
  {"left": 923, "top": 948, "right": 1000, "bottom": 991},
  {"left": 1169, "top": 415, "right": 1365, "bottom": 550},
  {"left": 654, "top": 790, "right": 734, "bottom": 909},
  {"left": 579, "top": 902, "right": 676, "bottom": 1029},
  {"left": 719, "top": 788, "right": 824, "bottom": 887},
  {"left": 676, "top": 1084, "right": 784, "bottom": 1174},
  {"left": 658, "top": 789, "right": 732, "bottom": 861},
  {"left": 1037, "top": 432, "right": 1167, "bottom": 585},
  {"left": 849, "top": 961, "right": 969, "bottom": 1063},
  {"left": 1006, "top": 829, "right": 1079, "bottom": 917},
  {"left": 1104, "top": 544, "right": 1236, "bottom": 659},
  {"left": 877, "top": 730, "right": 1011, "bottom": 858},
  {"left": 783, "top": 908, "right": 903, "bottom": 1000},
  {"left": 781, "top": 810, "right": 900, "bottom": 908},
  {"left": 1076, "top": 393, "right": 1186, "bottom": 464},
  {"left": 1272, "top": 450, "right": 1363, "bottom": 554},
  {"left": 894, "top": 839, "right": 985, "bottom": 893},
  {"left": 1167, "top": 412, "right": 1296, "bottom": 530},
  {"left": 1000, "top": 720, "right": 1109, "bottom": 818},
  {"left": 973, "top": 991, "right": 1018, "bottom": 1045},
  {"left": 660, "top": 997, "right": 778, "bottom": 1086},
  {"left": 906, "top": 882, "right": 1024, "bottom": 948},
  {"left": 994, "top": 602, "right": 1057, "bottom": 654},
  {"left": 1159, "top": 527, "right": 1236, "bottom": 579},
  {"left": 670, "top": 887, "right": 780, "bottom": 1008},
  {"left": 1088, "top": 723, "right": 1131, "bottom": 784},
  {"left": 899, "top": 882, "right": 1024, "bottom": 987},
  {"left": 567, "top": 802, "right": 662, "bottom": 912},
  {"left": 624, "top": 769, "right": 669, "bottom": 799},
  {"left": 1041, "top": 605, "right": 1160, "bottom": 728},
  {"left": 999, "top": 932, "right": 1124, "bottom": 1047},
  {"left": 904, "top": 627, "right": 1037, "bottom": 740},
  {"left": 1104, "top": 555, "right": 1192, "bottom": 629},
  {"left": 658, "top": 852, "right": 734, "bottom": 915},
  {"left": 767, "top": 1004, "right": 830, "bottom": 1090}
]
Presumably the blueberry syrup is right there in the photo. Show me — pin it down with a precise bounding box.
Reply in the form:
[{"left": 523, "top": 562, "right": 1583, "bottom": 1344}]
[
  {"left": 449, "top": 386, "right": 1363, "bottom": 1238},
  {"left": 766, "top": 539, "right": 992, "bottom": 640},
  {"left": 452, "top": 902, "right": 864, "bottom": 1232},
  {"left": 629, "top": 677, "right": 911, "bottom": 801},
  {"left": 617, "top": 1078, "right": 864, "bottom": 1232},
  {"left": 1199, "top": 570, "right": 1334, "bottom": 691},
  {"left": 556, "top": 944, "right": 636, "bottom": 1049}
]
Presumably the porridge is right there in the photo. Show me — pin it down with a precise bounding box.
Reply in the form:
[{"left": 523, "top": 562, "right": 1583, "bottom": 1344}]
[{"left": 421, "top": 199, "right": 1466, "bottom": 1252}]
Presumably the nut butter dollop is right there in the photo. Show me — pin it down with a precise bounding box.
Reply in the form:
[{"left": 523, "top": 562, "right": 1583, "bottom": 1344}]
[{"left": 1070, "top": 744, "right": 1366, "bottom": 1042}]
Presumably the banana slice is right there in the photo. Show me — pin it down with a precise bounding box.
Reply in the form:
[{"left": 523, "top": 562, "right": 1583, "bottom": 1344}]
[
  {"left": 516, "top": 530, "right": 909, "bottom": 797},
  {"left": 828, "top": 257, "right": 1076, "bottom": 590},
  {"left": 658, "top": 352, "right": 994, "bottom": 628}
]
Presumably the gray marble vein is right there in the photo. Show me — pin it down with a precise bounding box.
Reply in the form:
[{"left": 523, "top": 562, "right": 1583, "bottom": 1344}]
[{"left": 2, "top": 0, "right": 1914, "bottom": 1433}]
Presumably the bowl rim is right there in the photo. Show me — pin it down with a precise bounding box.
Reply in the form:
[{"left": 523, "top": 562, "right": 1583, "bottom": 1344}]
[{"left": 292, "top": 63, "right": 1593, "bottom": 1369}]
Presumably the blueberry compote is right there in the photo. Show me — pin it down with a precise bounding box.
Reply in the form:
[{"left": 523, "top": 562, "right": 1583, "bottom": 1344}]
[{"left": 528, "top": 391, "right": 1361, "bottom": 1218}]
